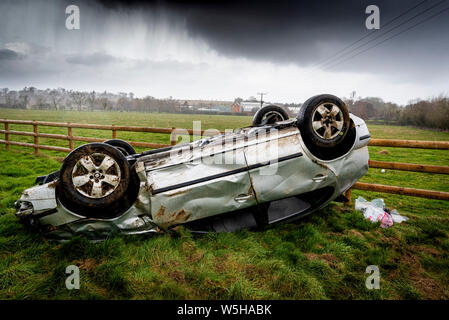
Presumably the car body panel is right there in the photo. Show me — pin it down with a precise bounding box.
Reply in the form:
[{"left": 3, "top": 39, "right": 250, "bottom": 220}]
[
  {"left": 15, "top": 114, "right": 370, "bottom": 240},
  {"left": 244, "top": 127, "right": 337, "bottom": 204}
]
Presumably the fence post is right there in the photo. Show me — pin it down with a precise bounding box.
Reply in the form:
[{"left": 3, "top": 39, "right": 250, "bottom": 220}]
[
  {"left": 344, "top": 188, "right": 352, "bottom": 206},
  {"left": 112, "top": 125, "right": 117, "bottom": 139},
  {"left": 4, "top": 122, "right": 9, "bottom": 150},
  {"left": 170, "top": 127, "right": 177, "bottom": 146},
  {"left": 67, "top": 123, "right": 74, "bottom": 150},
  {"left": 33, "top": 121, "right": 39, "bottom": 154}
]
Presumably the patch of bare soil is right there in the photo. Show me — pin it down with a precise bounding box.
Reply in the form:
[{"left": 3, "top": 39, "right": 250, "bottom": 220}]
[
  {"left": 244, "top": 264, "right": 267, "bottom": 280},
  {"left": 181, "top": 242, "right": 204, "bottom": 263},
  {"left": 409, "top": 245, "right": 440, "bottom": 257},
  {"left": 399, "top": 252, "right": 447, "bottom": 299},
  {"left": 74, "top": 258, "right": 99, "bottom": 272},
  {"left": 305, "top": 253, "right": 340, "bottom": 268},
  {"left": 349, "top": 229, "right": 364, "bottom": 238},
  {"left": 213, "top": 254, "right": 229, "bottom": 273},
  {"left": 168, "top": 270, "right": 185, "bottom": 283}
]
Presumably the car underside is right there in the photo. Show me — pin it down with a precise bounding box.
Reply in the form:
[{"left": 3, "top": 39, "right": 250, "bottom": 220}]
[{"left": 15, "top": 94, "right": 370, "bottom": 240}]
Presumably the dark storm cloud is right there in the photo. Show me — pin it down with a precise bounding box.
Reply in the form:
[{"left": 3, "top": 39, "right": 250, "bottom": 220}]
[
  {"left": 1, "top": 0, "right": 448, "bottom": 104},
  {"left": 95, "top": 0, "right": 364, "bottom": 64},
  {"left": 93, "top": 0, "right": 449, "bottom": 72},
  {"left": 0, "top": 49, "right": 20, "bottom": 60},
  {"left": 170, "top": 0, "right": 366, "bottom": 64}
]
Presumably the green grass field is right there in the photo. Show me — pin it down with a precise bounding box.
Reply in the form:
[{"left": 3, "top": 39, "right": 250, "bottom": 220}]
[{"left": 0, "top": 109, "right": 448, "bottom": 299}]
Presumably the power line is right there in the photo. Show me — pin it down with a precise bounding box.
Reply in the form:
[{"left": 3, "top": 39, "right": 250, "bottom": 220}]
[
  {"left": 313, "top": 0, "right": 429, "bottom": 69},
  {"left": 325, "top": 5, "right": 449, "bottom": 71},
  {"left": 320, "top": 0, "right": 446, "bottom": 70}
]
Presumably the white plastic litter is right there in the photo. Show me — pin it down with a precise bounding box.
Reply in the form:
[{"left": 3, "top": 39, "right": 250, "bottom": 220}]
[
  {"left": 355, "top": 196, "right": 370, "bottom": 210},
  {"left": 354, "top": 196, "right": 408, "bottom": 228},
  {"left": 390, "top": 209, "right": 409, "bottom": 223}
]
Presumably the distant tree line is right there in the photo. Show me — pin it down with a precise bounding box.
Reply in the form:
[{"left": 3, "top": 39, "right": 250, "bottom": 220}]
[
  {"left": 396, "top": 96, "right": 449, "bottom": 130},
  {"left": 1, "top": 87, "right": 447, "bottom": 130},
  {"left": 0, "top": 87, "right": 180, "bottom": 113},
  {"left": 344, "top": 92, "right": 449, "bottom": 130}
]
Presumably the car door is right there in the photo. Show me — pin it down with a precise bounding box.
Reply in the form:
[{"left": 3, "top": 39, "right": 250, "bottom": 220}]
[
  {"left": 244, "top": 126, "right": 336, "bottom": 205},
  {"left": 146, "top": 134, "right": 257, "bottom": 228}
]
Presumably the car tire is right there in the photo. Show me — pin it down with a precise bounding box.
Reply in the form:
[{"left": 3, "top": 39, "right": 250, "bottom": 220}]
[
  {"left": 57, "top": 143, "right": 138, "bottom": 219},
  {"left": 104, "top": 139, "right": 136, "bottom": 156},
  {"left": 252, "top": 105, "right": 289, "bottom": 126},
  {"left": 297, "top": 94, "right": 350, "bottom": 148}
]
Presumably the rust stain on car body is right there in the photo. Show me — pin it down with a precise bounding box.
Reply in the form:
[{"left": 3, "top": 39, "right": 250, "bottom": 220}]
[
  {"left": 171, "top": 209, "right": 192, "bottom": 222},
  {"left": 48, "top": 180, "right": 58, "bottom": 189},
  {"left": 154, "top": 205, "right": 166, "bottom": 219},
  {"left": 145, "top": 183, "right": 154, "bottom": 193},
  {"left": 312, "top": 158, "right": 330, "bottom": 170},
  {"left": 154, "top": 206, "right": 193, "bottom": 228},
  {"left": 248, "top": 175, "right": 260, "bottom": 203},
  {"left": 167, "top": 189, "right": 188, "bottom": 197}
]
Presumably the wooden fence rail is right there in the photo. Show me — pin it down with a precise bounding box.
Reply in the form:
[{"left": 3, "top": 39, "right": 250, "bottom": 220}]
[
  {"left": 352, "top": 182, "right": 449, "bottom": 201},
  {"left": 368, "top": 160, "right": 449, "bottom": 175},
  {"left": 368, "top": 138, "right": 449, "bottom": 150},
  {"left": 0, "top": 119, "right": 185, "bottom": 153},
  {"left": 0, "top": 118, "right": 448, "bottom": 202}
]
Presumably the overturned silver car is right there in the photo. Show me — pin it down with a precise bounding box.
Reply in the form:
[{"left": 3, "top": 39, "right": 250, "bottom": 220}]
[{"left": 15, "top": 94, "right": 370, "bottom": 240}]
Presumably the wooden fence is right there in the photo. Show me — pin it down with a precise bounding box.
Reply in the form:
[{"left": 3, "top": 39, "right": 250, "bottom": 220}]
[
  {"left": 345, "top": 140, "right": 449, "bottom": 202},
  {"left": 0, "top": 119, "right": 215, "bottom": 153},
  {"left": 0, "top": 118, "right": 448, "bottom": 201}
]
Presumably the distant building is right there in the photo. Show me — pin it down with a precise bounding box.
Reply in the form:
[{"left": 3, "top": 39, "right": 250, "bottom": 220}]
[
  {"left": 178, "top": 99, "right": 233, "bottom": 108},
  {"left": 179, "top": 101, "right": 193, "bottom": 109},
  {"left": 210, "top": 105, "right": 232, "bottom": 113},
  {"left": 231, "top": 101, "right": 270, "bottom": 113},
  {"left": 231, "top": 102, "right": 241, "bottom": 113}
]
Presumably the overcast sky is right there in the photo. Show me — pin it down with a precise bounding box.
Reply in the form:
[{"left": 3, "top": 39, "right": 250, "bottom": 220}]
[{"left": 1, "top": 0, "right": 448, "bottom": 105}]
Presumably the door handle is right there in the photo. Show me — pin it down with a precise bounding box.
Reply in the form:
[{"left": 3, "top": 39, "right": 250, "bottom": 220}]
[
  {"left": 312, "top": 174, "right": 328, "bottom": 182},
  {"left": 234, "top": 194, "right": 253, "bottom": 202}
]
